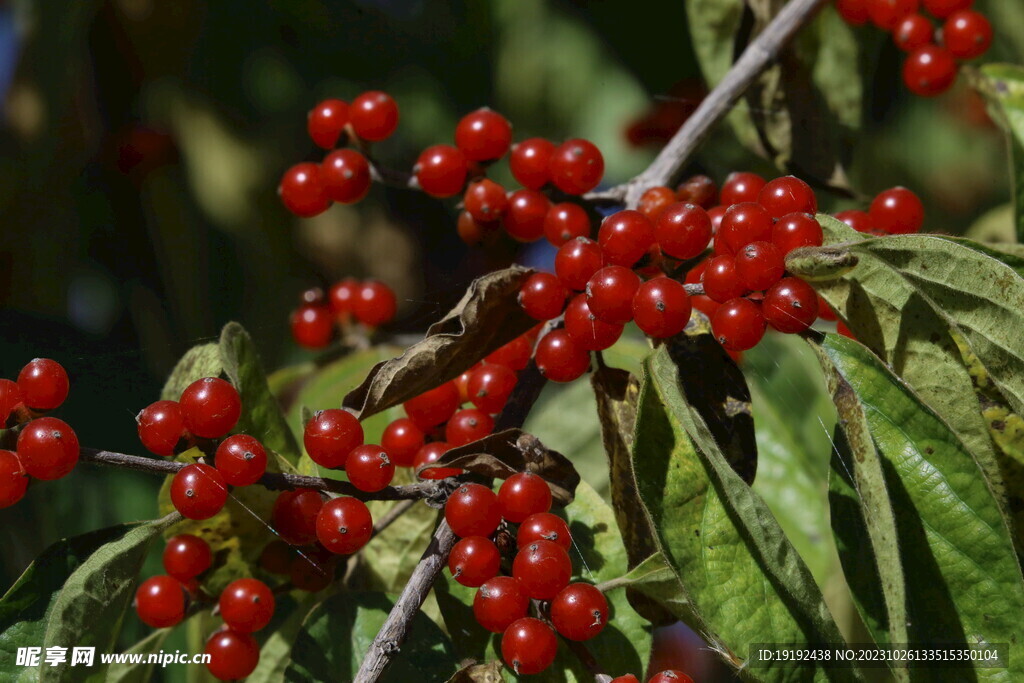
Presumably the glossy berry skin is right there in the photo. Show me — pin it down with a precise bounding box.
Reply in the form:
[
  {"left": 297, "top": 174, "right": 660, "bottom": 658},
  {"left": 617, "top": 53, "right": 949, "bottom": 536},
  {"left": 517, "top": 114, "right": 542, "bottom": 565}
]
[
  {"left": 353, "top": 280, "right": 398, "bottom": 327},
  {"left": 720, "top": 172, "right": 766, "bottom": 206},
  {"left": 414, "top": 442, "right": 460, "bottom": 479},
  {"left": 758, "top": 176, "right": 817, "bottom": 219},
  {"left": 519, "top": 272, "right": 569, "bottom": 320},
  {"left": 17, "top": 359, "right": 69, "bottom": 411},
  {"left": 656, "top": 202, "right": 713, "bottom": 260},
  {"left": 135, "top": 575, "right": 186, "bottom": 628},
  {"left": 943, "top": 10, "right": 992, "bottom": 60},
  {"left": 137, "top": 400, "right": 185, "bottom": 456},
  {"left": 448, "top": 536, "right": 501, "bottom": 587},
  {"left": 717, "top": 202, "right": 774, "bottom": 254},
  {"left": 220, "top": 578, "right": 275, "bottom": 633},
  {"left": 303, "top": 409, "right": 364, "bottom": 469},
  {"left": 503, "top": 189, "right": 551, "bottom": 242},
  {"left": 0, "top": 450, "right": 28, "bottom": 509},
  {"left": 498, "top": 472, "right": 552, "bottom": 523},
  {"left": 536, "top": 329, "right": 591, "bottom": 382},
  {"left": 836, "top": 0, "right": 870, "bottom": 24},
  {"left": 610, "top": 677, "right": 641, "bottom": 683},
  {"left": 272, "top": 488, "right": 324, "bottom": 545},
  {"left": 735, "top": 241, "right": 785, "bottom": 291},
  {"left": 633, "top": 278, "right": 693, "bottom": 339},
  {"left": 712, "top": 298, "right": 767, "bottom": 352},
  {"left": 638, "top": 186, "right": 677, "bottom": 221},
  {"left": 163, "top": 534, "right": 212, "bottom": 582},
  {"left": 291, "top": 303, "right": 335, "bottom": 349},
  {"left": 345, "top": 445, "right": 395, "bottom": 492},
  {"left": 307, "top": 98, "right": 349, "bottom": 149},
  {"left": 414, "top": 144, "right": 468, "bottom": 198},
  {"left": 544, "top": 202, "right": 591, "bottom": 246},
  {"left": 467, "top": 364, "right": 517, "bottom": 414},
  {"left": 445, "top": 408, "right": 495, "bottom": 447},
  {"left": 510, "top": 138, "right": 555, "bottom": 189},
  {"left": 676, "top": 174, "right": 718, "bottom": 208},
  {"left": 381, "top": 418, "right": 425, "bottom": 467},
  {"left": 179, "top": 377, "right": 241, "bottom": 440},
  {"left": 349, "top": 91, "right": 399, "bottom": 141},
  {"left": 316, "top": 496, "right": 373, "bottom": 554},
  {"left": 502, "top": 618, "right": 558, "bottom": 675},
  {"left": 0, "top": 379, "right": 21, "bottom": 425},
  {"left": 565, "top": 294, "right": 623, "bottom": 351},
  {"left": 17, "top": 417, "right": 79, "bottom": 480},
  {"left": 549, "top": 138, "right": 604, "bottom": 195},
  {"left": 473, "top": 576, "right": 529, "bottom": 632},
  {"left": 321, "top": 149, "right": 371, "bottom": 204},
  {"left": 329, "top": 278, "right": 359, "bottom": 317},
  {"left": 598, "top": 210, "right": 656, "bottom": 267},
  {"left": 903, "top": 45, "right": 957, "bottom": 97},
  {"left": 894, "top": 14, "right": 934, "bottom": 52},
  {"left": 868, "top": 0, "right": 920, "bottom": 31},
  {"left": 170, "top": 464, "right": 228, "bottom": 520},
  {"left": 455, "top": 108, "right": 513, "bottom": 161},
  {"left": 649, "top": 672, "right": 695, "bottom": 683},
  {"left": 551, "top": 583, "right": 609, "bottom": 641},
  {"left": 445, "top": 483, "right": 501, "bottom": 538},
  {"left": 869, "top": 187, "right": 925, "bottom": 234},
  {"left": 586, "top": 266, "right": 641, "bottom": 324},
  {"left": 763, "top": 278, "right": 820, "bottom": 333},
  {"left": 404, "top": 382, "right": 460, "bottom": 430},
  {"left": 513, "top": 539, "right": 572, "bottom": 600},
  {"left": 485, "top": 335, "right": 532, "bottom": 371},
  {"left": 518, "top": 512, "right": 572, "bottom": 550},
  {"left": 555, "top": 237, "right": 605, "bottom": 291},
  {"left": 280, "top": 163, "right": 329, "bottom": 218},
  {"left": 463, "top": 179, "right": 508, "bottom": 222},
  {"left": 204, "top": 630, "right": 260, "bottom": 681},
  {"left": 923, "top": 0, "right": 972, "bottom": 19},
  {"left": 835, "top": 209, "right": 875, "bottom": 234},
  {"left": 702, "top": 255, "right": 747, "bottom": 303},
  {"left": 773, "top": 212, "right": 823, "bottom": 253}
]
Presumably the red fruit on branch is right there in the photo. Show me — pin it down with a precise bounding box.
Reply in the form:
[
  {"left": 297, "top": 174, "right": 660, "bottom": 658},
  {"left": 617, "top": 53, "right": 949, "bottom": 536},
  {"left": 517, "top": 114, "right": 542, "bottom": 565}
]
[
  {"left": 638, "top": 186, "right": 677, "bottom": 221},
  {"left": 137, "top": 400, "right": 185, "bottom": 457},
  {"left": 403, "top": 382, "right": 460, "bottom": 429},
  {"left": 867, "top": 0, "right": 921, "bottom": 31},
  {"left": 473, "top": 576, "right": 529, "bottom": 632},
  {"left": 586, "top": 265, "right": 641, "bottom": 324},
  {"left": 215, "top": 434, "right": 268, "bottom": 486},
  {"left": 0, "top": 379, "right": 21, "bottom": 425},
  {"left": 656, "top": 202, "right": 713, "bottom": 260},
  {"left": 834, "top": 209, "right": 875, "bottom": 234},
  {"left": 272, "top": 488, "right": 324, "bottom": 545},
  {"left": 170, "top": 463, "right": 228, "bottom": 520},
  {"left": 17, "top": 358, "right": 69, "bottom": 411},
  {"left": 303, "top": 408, "right": 364, "bottom": 469},
  {"left": 307, "top": 98, "right": 349, "bottom": 149},
  {"left": 445, "top": 483, "right": 501, "bottom": 538},
  {"left": 163, "top": 534, "right": 212, "bottom": 582},
  {"left": 551, "top": 582, "right": 609, "bottom": 641},
  {"left": 353, "top": 280, "right": 398, "bottom": 327},
  {"left": 414, "top": 144, "right": 468, "bottom": 197},
  {"left": 519, "top": 272, "right": 569, "bottom": 321},
  {"left": 517, "top": 511, "right": 572, "bottom": 550},
  {"left": 0, "top": 450, "right": 28, "bottom": 509},
  {"left": 763, "top": 277, "right": 820, "bottom": 333},
  {"left": 555, "top": 237, "right": 605, "bottom": 291},
  {"left": 549, "top": 139, "right": 604, "bottom": 195},
  {"left": 467, "top": 364, "right": 518, "bottom": 414},
  {"left": 632, "top": 277, "right": 692, "bottom": 339},
  {"left": 291, "top": 303, "right": 335, "bottom": 348},
  {"left": 219, "top": 578, "right": 275, "bottom": 633},
  {"left": 675, "top": 174, "right": 718, "bottom": 208},
  {"left": 321, "top": 149, "right": 371, "bottom": 204},
  {"left": 445, "top": 408, "right": 495, "bottom": 446},
  {"left": 344, "top": 445, "right": 395, "bottom": 492},
  {"left": 316, "top": 496, "right": 373, "bottom": 554},
  {"left": 179, "top": 377, "right": 241, "bottom": 440},
  {"left": 204, "top": 630, "right": 260, "bottom": 681},
  {"left": 564, "top": 294, "right": 624, "bottom": 351},
  {"left": 17, "top": 417, "right": 79, "bottom": 481},
  {"left": 510, "top": 137, "right": 555, "bottom": 190},
  {"left": 350, "top": 91, "right": 399, "bottom": 141},
  {"left": 720, "top": 172, "right": 765, "bottom": 206},
  {"left": 463, "top": 179, "right": 508, "bottom": 223},
  {"left": 501, "top": 617, "right": 558, "bottom": 675},
  {"left": 893, "top": 14, "right": 934, "bottom": 52},
  {"left": 513, "top": 539, "right": 572, "bottom": 600},
  {"left": 712, "top": 298, "right": 767, "bottom": 352},
  {"left": 280, "top": 163, "right": 329, "bottom": 217},
  {"left": 414, "top": 442, "right": 460, "bottom": 479},
  {"left": 702, "top": 255, "right": 747, "bottom": 304},
  {"left": 448, "top": 536, "right": 501, "bottom": 587},
  {"left": 772, "top": 212, "right": 823, "bottom": 253},
  {"left": 598, "top": 210, "right": 656, "bottom": 267},
  {"left": 503, "top": 189, "right": 551, "bottom": 242},
  {"left": 734, "top": 241, "right": 785, "bottom": 291},
  {"left": 869, "top": 186, "right": 925, "bottom": 234},
  {"left": 903, "top": 45, "right": 957, "bottom": 97},
  {"left": 381, "top": 418, "right": 425, "bottom": 467},
  {"left": 135, "top": 575, "right": 187, "bottom": 628},
  {"left": 455, "top": 108, "right": 513, "bottom": 162},
  {"left": 544, "top": 202, "right": 591, "bottom": 247},
  {"left": 498, "top": 472, "right": 553, "bottom": 523},
  {"left": 758, "top": 176, "right": 817, "bottom": 218},
  {"left": 923, "top": 0, "right": 973, "bottom": 20},
  {"left": 717, "top": 202, "right": 773, "bottom": 255}
]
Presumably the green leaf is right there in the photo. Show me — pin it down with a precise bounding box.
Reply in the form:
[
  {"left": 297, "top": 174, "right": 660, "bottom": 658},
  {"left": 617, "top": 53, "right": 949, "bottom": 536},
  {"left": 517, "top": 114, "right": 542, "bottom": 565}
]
[
  {"left": 105, "top": 629, "right": 172, "bottom": 683},
  {"left": 161, "top": 343, "right": 223, "bottom": 402},
  {"left": 247, "top": 594, "right": 321, "bottom": 682},
  {"left": 975, "top": 63, "right": 1024, "bottom": 242},
  {"left": 632, "top": 345, "right": 852, "bottom": 680},
  {"left": 284, "top": 592, "right": 457, "bottom": 682},
  {"left": 355, "top": 488, "right": 439, "bottom": 595},
  {"left": 602, "top": 553, "right": 690, "bottom": 622}
]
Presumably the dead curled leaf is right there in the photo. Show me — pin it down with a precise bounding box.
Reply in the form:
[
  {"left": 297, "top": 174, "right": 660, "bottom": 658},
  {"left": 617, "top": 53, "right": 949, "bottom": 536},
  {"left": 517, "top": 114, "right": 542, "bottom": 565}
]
[
  {"left": 415, "top": 429, "right": 581, "bottom": 506},
  {"left": 343, "top": 267, "right": 536, "bottom": 419}
]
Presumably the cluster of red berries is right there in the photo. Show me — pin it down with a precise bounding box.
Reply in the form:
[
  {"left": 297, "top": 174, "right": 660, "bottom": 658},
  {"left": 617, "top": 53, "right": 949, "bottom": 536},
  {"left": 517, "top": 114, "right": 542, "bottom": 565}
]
[
  {"left": 836, "top": 0, "right": 993, "bottom": 97},
  {"left": 612, "top": 673, "right": 694, "bottom": 683},
  {"left": 834, "top": 186, "right": 925, "bottom": 236},
  {"left": 0, "top": 359, "right": 78, "bottom": 509},
  {"left": 279, "top": 91, "right": 399, "bottom": 217},
  {"left": 290, "top": 278, "right": 398, "bottom": 349},
  {"left": 135, "top": 534, "right": 274, "bottom": 680}
]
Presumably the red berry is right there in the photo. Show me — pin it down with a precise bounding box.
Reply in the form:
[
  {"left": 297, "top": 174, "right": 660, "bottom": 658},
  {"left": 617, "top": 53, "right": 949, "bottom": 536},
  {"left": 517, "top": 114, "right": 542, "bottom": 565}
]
[
  {"left": 137, "top": 400, "right": 185, "bottom": 457},
  {"left": 205, "top": 630, "right": 260, "bottom": 681},
  {"left": 345, "top": 445, "right": 395, "bottom": 492},
  {"left": 350, "top": 91, "right": 399, "bottom": 142},
  {"left": 179, "top": 377, "right": 241, "bottom": 440},
  {"left": 381, "top": 418, "right": 425, "bottom": 467},
  {"left": 0, "top": 450, "right": 28, "bottom": 509},
  {"left": 763, "top": 277, "right": 820, "bottom": 333},
  {"left": 551, "top": 583, "right": 609, "bottom": 641},
  {"left": 303, "top": 408, "right": 364, "bottom": 469},
  {"left": 457, "top": 210, "right": 496, "bottom": 246},
  {"left": 280, "top": 163, "right": 329, "bottom": 217},
  {"left": 868, "top": 0, "right": 920, "bottom": 31},
  {"left": 455, "top": 108, "right": 512, "bottom": 162},
  {"left": 707, "top": 205, "right": 727, "bottom": 233},
  {"left": 717, "top": 202, "right": 774, "bottom": 254},
  {"left": 170, "top": 464, "right": 228, "bottom": 520},
  {"left": 598, "top": 210, "right": 656, "bottom": 267},
  {"left": 404, "top": 382, "right": 460, "bottom": 429},
  {"left": 414, "top": 144, "right": 468, "bottom": 197},
  {"left": 702, "top": 255, "right": 747, "bottom": 303},
  {"left": 288, "top": 553, "right": 336, "bottom": 593},
  {"left": 544, "top": 202, "right": 591, "bottom": 247},
  {"left": 536, "top": 329, "right": 591, "bottom": 382},
  {"left": 414, "top": 442, "right": 460, "bottom": 479},
  {"left": 586, "top": 265, "right": 640, "bottom": 324},
  {"left": 353, "top": 280, "right": 398, "bottom": 327},
  {"left": 321, "top": 149, "right": 371, "bottom": 204},
  {"left": 837, "top": 320, "right": 857, "bottom": 339},
  {"left": 291, "top": 303, "right": 335, "bottom": 349},
  {"left": 467, "top": 364, "right": 517, "bottom": 414},
  {"left": 903, "top": 45, "right": 957, "bottom": 97},
  {"left": 473, "top": 576, "right": 529, "bottom": 632},
  {"left": 135, "top": 575, "right": 186, "bottom": 628},
  {"left": 448, "top": 536, "right": 501, "bottom": 587},
  {"left": 649, "top": 671, "right": 695, "bottom": 683},
  {"left": 894, "top": 13, "right": 934, "bottom": 52},
  {"left": 944, "top": 10, "right": 991, "bottom": 58},
  {"left": 555, "top": 237, "right": 604, "bottom": 291},
  {"left": 163, "top": 534, "right": 212, "bottom": 582},
  {"left": 220, "top": 578, "right": 275, "bottom": 633},
  {"left": 818, "top": 293, "right": 838, "bottom": 321},
  {"left": 656, "top": 202, "right": 713, "bottom": 260},
  {"left": 215, "top": 434, "right": 267, "bottom": 487},
  {"left": 0, "top": 379, "right": 21, "bottom": 425},
  {"left": 510, "top": 138, "right": 555, "bottom": 189},
  {"left": 512, "top": 539, "right": 572, "bottom": 600},
  {"left": 329, "top": 278, "right": 359, "bottom": 317},
  {"left": 565, "top": 294, "right": 623, "bottom": 351},
  {"left": 498, "top": 472, "right": 552, "bottom": 523},
  {"left": 485, "top": 335, "right": 532, "bottom": 371},
  {"left": 463, "top": 179, "right": 508, "bottom": 222},
  {"left": 17, "top": 417, "right": 79, "bottom": 480},
  {"left": 773, "top": 213, "right": 823, "bottom": 253},
  {"left": 502, "top": 618, "right": 558, "bottom": 675},
  {"left": 734, "top": 241, "right": 785, "bottom": 291},
  {"left": 676, "top": 174, "right": 718, "bottom": 208},
  {"left": 720, "top": 172, "right": 765, "bottom": 206},
  {"left": 445, "top": 408, "right": 495, "bottom": 446},
  {"left": 272, "top": 488, "right": 324, "bottom": 545},
  {"left": 517, "top": 512, "right": 572, "bottom": 551},
  {"left": 638, "top": 186, "right": 677, "bottom": 222},
  {"left": 923, "top": 0, "right": 972, "bottom": 19},
  {"left": 633, "top": 277, "right": 692, "bottom": 339},
  {"left": 611, "top": 677, "right": 641, "bottom": 683},
  {"left": 17, "top": 359, "right": 69, "bottom": 411},
  {"left": 549, "top": 139, "right": 604, "bottom": 195},
  {"left": 836, "top": 0, "right": 870, "bottom": 24},
  {"left": 834, "top": 209, "right": 875, "bottom": 234},
  {"left": 307, "top": 98, "right": 349, "bottom": 149},
  {"left": 259, "top": 540, "right": 293, "bottom": 575},
  {"left": 712, "top": 298, "right": 767, "bottom": 352},
  {"left": 445, "top": 483, "right": 501, "bottom": 538},
  {"left": 503, "top": 189, "right": 551, "bottom": 242},
  {"left": 758, "top": 176, "right": 817, "bottom": 219},
  {"left": 519, "top": 272, "right": 569, "bottom": 321},
  {"left": 316, "top": 496, "right": 373, "bottom": 554},
  {"left": 869, "top": 187, "right": 925, "bottom": 234}
]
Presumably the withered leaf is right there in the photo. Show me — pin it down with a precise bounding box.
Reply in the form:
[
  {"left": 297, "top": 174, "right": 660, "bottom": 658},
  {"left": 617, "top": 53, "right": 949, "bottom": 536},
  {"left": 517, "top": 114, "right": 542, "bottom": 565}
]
[{"left": 445, "top": 661, "right": 504, "bottom": 683}]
